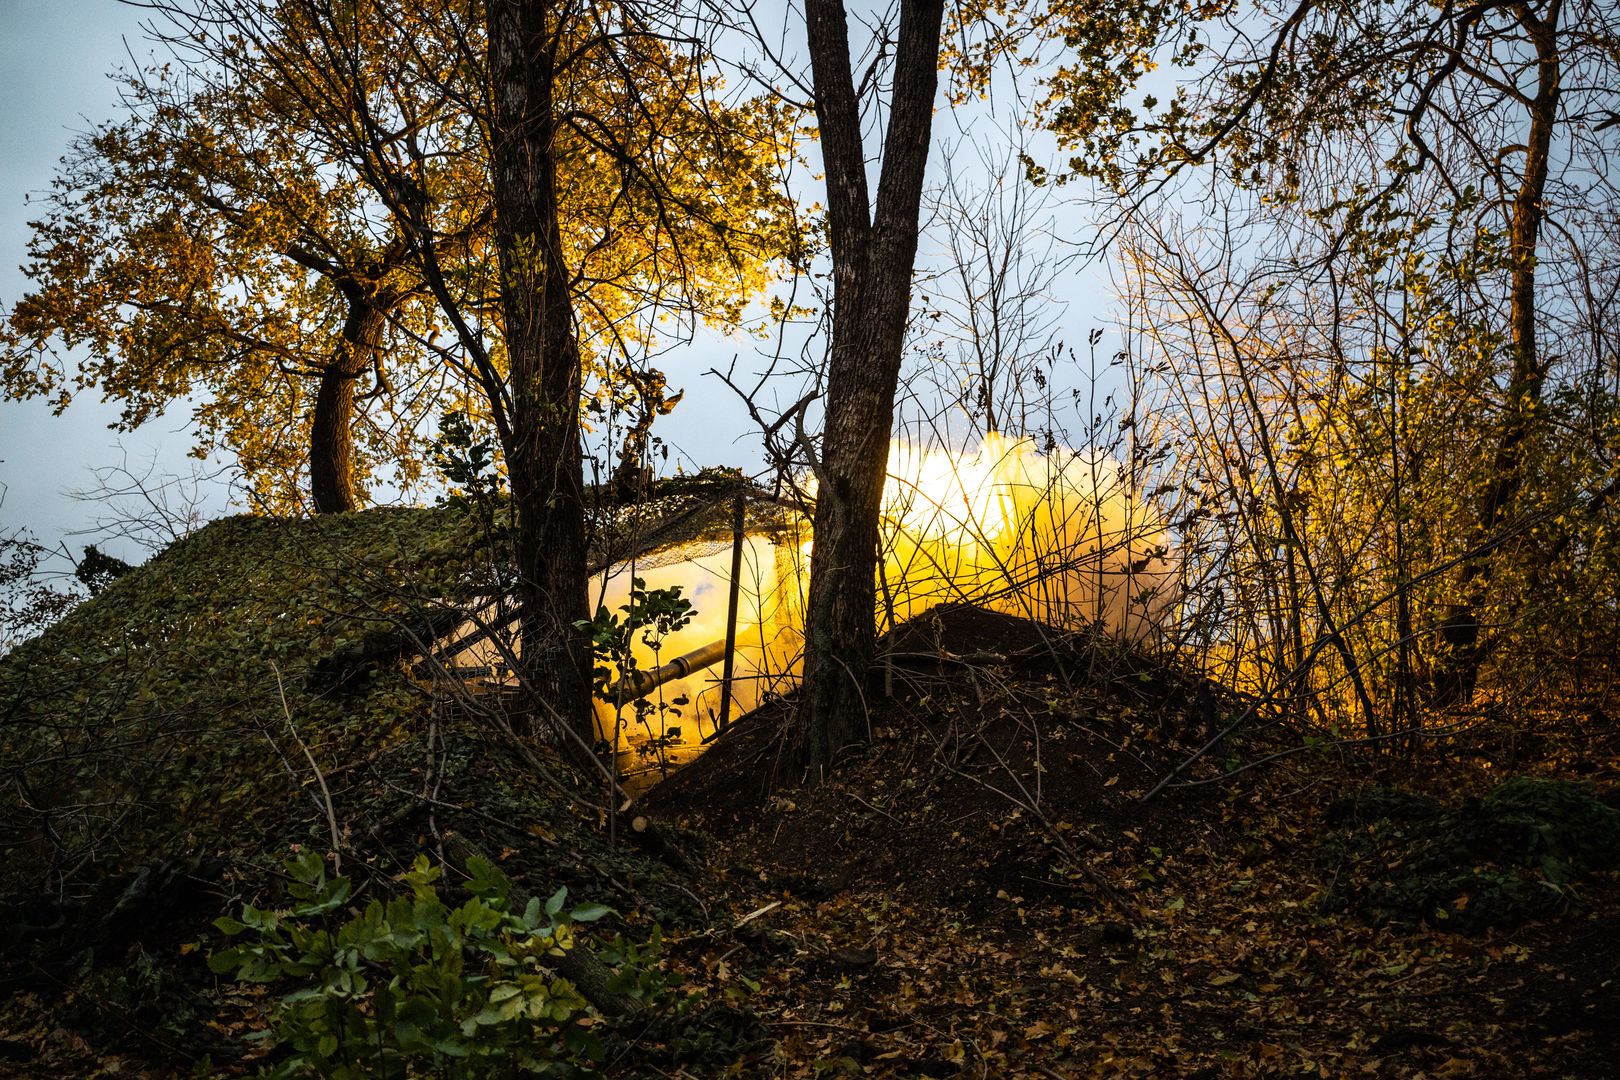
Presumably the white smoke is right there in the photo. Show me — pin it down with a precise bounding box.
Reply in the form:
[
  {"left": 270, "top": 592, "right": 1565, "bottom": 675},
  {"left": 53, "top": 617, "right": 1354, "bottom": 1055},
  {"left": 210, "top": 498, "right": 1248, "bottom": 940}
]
[
  {"left": 877, "top": 434, "right": 1177, "bottom": 641},
  {"left": 591, "top": 435, "right": 1177, "bottom": 776}
]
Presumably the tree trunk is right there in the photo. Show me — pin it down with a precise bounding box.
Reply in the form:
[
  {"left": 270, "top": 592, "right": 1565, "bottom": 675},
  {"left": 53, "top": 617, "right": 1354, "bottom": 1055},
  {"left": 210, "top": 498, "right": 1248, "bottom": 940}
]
[
  {"left": 799, "top": 0, "right": 945, "bottom": 776},
  {"left": 309, "top": 295, "right": 388, "bottom": 515},
  {"left": 1434, "top": 3, "right": 1561, "bottom": 706},
  {"left": 489, "top": 0, "right": 592, "bottom": 742}
]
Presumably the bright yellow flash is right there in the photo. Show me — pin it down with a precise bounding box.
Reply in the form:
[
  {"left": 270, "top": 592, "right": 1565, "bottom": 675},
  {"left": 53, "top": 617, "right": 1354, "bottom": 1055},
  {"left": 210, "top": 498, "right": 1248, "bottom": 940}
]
[{"left": 590, "top": 436, "right": 1179, "bottom": 775}]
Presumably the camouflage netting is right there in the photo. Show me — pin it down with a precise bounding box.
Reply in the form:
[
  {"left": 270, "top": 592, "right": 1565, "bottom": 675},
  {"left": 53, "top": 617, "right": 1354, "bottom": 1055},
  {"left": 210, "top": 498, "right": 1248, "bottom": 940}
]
[
  {"left": 589, "top": 471, "right": 800, "bottom": 571},
  {"left": 0, "top": 508, "right": 482, "bottom": 891},
  {"left": 0, "top": 500, "right": 734, "bottom": 979}
]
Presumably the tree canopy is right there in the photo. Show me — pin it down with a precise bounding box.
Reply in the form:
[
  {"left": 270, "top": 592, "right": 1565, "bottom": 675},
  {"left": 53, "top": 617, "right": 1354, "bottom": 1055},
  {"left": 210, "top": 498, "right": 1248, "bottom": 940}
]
[{"left": 2, "top": 0, "right": 805, "bottom": 514}]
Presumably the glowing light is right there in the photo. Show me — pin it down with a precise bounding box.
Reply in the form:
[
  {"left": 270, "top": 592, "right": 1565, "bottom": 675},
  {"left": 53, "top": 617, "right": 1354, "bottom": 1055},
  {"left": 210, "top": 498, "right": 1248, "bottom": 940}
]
[
  {"left": 584, "top": 435, "right": 1178, "bottom": 783},
  {"left": 589, "top": 533, "right": 804, "bottom": 779},
  {"left": 876, "top": 434, "right": 1177, "bottom": 640}
]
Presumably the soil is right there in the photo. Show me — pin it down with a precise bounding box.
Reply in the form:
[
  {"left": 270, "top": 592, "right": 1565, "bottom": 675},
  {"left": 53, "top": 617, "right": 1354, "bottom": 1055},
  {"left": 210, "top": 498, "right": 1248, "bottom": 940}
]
[
  {"left": 3, "top": 602, "right": 1615, "bottom": 1077},
  {"left": 641, "top": 604, "right": 1620, "bottom": 1078}
]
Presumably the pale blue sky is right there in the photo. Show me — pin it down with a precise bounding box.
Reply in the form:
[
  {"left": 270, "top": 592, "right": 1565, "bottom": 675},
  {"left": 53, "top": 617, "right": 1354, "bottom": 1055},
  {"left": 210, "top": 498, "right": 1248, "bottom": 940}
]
[
  {"left": 0, "top": 1, "right": 1121, "bottom": 563},
  {"left": 0, "top": 0, "right": 212, "bottom": 558}
]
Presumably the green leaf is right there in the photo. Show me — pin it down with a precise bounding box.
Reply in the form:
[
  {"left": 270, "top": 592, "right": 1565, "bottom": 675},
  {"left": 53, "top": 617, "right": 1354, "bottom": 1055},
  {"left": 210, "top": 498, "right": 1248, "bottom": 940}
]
[
  {"left": 465, "top": 856, "right": 510, "bottom": 902},
  {"left": 487, "top": 983, "right": 523, "bottom": 1004},
  {"left": 207, "top": 948, "right": 245, "bottom": 975},
  {"left": 569, "top": 903, "right": 612, "bottom": 923}
]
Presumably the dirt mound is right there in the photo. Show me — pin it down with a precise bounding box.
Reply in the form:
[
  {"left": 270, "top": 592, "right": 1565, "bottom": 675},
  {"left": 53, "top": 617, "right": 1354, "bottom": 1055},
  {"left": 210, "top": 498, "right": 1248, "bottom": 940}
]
[
  {"left": 647, "top": 604, "right": 1221, "bottom": 913},
  {"left": 640, "top": 605, "right": 1620, "bottom": 1077}
]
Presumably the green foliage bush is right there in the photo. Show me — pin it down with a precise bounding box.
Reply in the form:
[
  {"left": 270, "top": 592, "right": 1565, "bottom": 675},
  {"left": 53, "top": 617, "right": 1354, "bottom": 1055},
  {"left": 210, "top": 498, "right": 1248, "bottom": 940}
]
[
  {"left": 1320, "top": 777, "right": 1620, "bottom": 932},
  {"left": 212, "top": 851, "right": 669, "bottom": 1078}
]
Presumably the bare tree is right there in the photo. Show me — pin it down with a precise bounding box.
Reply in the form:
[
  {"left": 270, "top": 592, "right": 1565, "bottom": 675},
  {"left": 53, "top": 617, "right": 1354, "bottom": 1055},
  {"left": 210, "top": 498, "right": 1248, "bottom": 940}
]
[
  {"left": 917, "top": 132, "right": 1066, "bottom": 441},
  {"left": 1105, "top": 0, "right": 1620, "bottom": 707}
]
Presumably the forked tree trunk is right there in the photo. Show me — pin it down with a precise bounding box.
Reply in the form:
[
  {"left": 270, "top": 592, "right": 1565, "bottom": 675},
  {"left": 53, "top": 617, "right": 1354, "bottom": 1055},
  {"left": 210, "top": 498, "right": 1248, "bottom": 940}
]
[
  {"left": 489, "top": 0, "right": 592, "bottom": 741},
  {"left": 799, "top": 0, "right": 945, "bottom": 775},
  {"left": 309, "top": 296, "right": 389, "bottom": 515}
]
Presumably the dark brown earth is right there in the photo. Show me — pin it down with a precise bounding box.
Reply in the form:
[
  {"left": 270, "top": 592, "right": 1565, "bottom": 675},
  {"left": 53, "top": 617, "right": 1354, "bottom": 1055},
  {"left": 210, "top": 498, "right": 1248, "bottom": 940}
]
[
  {"left": 3, "top": 603, "right": 1615, "bottom": 1077},
  {"left": 642, "top": 604, "right": 1620, "bottom": 1078}
]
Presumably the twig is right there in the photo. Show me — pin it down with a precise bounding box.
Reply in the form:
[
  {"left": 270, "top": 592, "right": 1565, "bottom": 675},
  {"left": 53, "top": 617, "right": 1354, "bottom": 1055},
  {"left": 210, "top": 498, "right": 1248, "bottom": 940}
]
[
  {"left": 369, "top": 773, "right": 557, "bottom": 847},
  {"left": 848, "top": 790, "right": 901, "bottom": 823},
  {"left": 271, "top": 661, "right": 341, "bottom": 874},
  {"left": 964, "top": 729, "right": 1143, "bottom": 925},
  {"left": 735, "top": 899, "right": 784, "bottom": 927}
]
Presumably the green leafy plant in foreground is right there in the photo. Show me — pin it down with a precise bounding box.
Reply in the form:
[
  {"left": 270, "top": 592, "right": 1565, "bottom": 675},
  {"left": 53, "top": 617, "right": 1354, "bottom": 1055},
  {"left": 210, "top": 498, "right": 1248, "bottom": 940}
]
[
  {"left": 579, "top": 579, "right": 696, "bottom": 768},
  {"left": 212, "top": 851, "right": 656, "bottom": 1078}
]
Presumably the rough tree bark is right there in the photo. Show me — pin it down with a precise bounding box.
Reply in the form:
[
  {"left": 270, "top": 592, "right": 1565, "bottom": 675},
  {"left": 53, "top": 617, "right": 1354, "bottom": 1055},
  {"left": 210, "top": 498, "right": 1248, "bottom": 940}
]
[
  {"left": 799, "top": 0, "right": 946, "bottom": 776},
  {"left": 1435, "top": 1, "right": 1562, "bottom": 706},
  {"left": 488, "top": 0, "right": 593, "bottom": 740},
  {"left": 309, "top": 289, "right": 390, "bottom": 514}
]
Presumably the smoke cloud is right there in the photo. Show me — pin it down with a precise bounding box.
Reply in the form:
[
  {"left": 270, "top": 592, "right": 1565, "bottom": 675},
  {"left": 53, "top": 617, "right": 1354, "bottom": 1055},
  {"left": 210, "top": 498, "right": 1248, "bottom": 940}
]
[{"left": 593, "top": 435, "right": 1176, "bottom": 778}]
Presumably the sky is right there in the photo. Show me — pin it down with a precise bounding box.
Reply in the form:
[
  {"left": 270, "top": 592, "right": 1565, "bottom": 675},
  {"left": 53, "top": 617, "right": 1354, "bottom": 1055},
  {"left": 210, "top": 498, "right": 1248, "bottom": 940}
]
[
  {"left": 0, "top": 0, "right": 210, "bottom": 561},
  {"left": 0, "top": 0, "right": 1120, "bottom": 566}
]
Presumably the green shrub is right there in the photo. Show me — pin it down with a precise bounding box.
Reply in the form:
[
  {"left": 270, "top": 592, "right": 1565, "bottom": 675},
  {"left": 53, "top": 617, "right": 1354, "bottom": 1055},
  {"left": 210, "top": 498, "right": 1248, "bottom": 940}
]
[
  {"left": 1319, "top": 777, "right": 1620, "bottom": 932},
  {"left": 578, "top": 578, "right": 696, "bottom": 765},
  {"left": 211, "top": 851, "right": 659, "bottom": 1078},
  {"left": 1476, "top": 776, "right": 1620, "bottom": 877}
]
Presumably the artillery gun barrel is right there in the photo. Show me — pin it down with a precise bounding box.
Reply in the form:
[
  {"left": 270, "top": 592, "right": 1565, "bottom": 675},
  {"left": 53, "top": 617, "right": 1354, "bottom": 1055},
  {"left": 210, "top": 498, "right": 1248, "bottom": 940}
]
[{"left": 606, "top": 637, "right": 730, "bottom": 702}]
